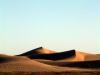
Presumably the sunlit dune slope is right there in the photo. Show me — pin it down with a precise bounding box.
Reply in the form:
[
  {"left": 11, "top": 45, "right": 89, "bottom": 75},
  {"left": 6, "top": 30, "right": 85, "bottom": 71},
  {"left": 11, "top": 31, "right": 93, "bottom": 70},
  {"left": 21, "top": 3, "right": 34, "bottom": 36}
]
[
  {"left": 76, "top": 51, "right": 100, "bottom": 61},
  {"left": 85, "top": 54, "right": 100, "bottom": 61},
  {"left": 0, "top": 54, "right": 60, "bottom": 72}
]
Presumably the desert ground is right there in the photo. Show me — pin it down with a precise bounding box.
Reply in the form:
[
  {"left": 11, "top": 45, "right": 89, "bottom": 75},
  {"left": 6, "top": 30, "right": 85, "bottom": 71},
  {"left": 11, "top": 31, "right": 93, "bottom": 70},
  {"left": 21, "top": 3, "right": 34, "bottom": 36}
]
[{"left": 0, "top": 47, "right": 100, "bottom": 75}]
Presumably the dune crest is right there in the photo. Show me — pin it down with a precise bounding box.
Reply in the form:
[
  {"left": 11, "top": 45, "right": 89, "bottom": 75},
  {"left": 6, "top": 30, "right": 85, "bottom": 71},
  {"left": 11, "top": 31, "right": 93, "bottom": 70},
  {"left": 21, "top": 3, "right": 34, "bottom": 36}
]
[{"left": 18, "top": 47, "right": 55, "bottom": 56}]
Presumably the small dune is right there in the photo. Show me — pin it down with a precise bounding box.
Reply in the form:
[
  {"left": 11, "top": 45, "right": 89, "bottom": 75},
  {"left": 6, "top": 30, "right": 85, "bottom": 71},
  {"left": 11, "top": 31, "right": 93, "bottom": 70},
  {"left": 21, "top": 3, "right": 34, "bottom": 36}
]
[{"left": 59, "top": 51, "right": 100, "bottom": 62}]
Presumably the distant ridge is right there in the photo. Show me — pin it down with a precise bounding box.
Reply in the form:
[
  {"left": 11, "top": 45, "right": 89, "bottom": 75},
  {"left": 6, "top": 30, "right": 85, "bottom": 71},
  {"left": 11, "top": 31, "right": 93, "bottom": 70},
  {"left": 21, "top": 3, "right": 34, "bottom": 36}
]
[{"left": 17, "top": 47, "right": 55, "bottom": 56}]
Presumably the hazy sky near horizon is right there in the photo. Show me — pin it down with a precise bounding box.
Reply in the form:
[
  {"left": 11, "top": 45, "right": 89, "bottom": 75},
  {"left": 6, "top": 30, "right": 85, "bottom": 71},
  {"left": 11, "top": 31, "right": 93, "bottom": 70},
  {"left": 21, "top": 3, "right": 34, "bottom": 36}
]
[{"left": 0, "top": 0, "right": 100, "bottom": 55}]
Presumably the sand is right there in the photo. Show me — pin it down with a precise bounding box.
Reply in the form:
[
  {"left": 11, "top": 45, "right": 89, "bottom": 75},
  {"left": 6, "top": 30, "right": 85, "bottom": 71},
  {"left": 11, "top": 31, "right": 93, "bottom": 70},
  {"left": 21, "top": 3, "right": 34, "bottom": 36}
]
[{"left": 0, "top": 48, "right": 100, "bottom": 75}]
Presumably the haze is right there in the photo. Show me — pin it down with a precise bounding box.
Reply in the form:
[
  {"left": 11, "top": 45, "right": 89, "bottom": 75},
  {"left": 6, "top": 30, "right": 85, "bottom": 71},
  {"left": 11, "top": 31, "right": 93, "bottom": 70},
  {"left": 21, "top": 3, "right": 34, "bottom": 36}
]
[{"left": 0, "top": 0, "right": 99, "bottom": 55}]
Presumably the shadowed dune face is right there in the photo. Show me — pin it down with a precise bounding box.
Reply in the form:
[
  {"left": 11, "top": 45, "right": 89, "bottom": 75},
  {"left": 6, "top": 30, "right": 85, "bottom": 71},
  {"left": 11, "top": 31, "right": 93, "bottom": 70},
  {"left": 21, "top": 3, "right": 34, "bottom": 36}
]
[
  {"left": 36, "top": 59, "right": 100, "bottom": 68},
  {"left": 26, "top": 50, "right": 76, "bottom": 60},
  {"left": 0, "top": 54, "right": 12, "bottom": 63},
  {"left": 17, "top": 47, "right": 76, "bottom": 60},
  {"left": 60, "top": 51, "right": 100, "bottom": 62},
  {"left": 62, "top": 60, "right": 100, "bottom": 68},
  {"left": 18, "top": 47, "right": 56, "bottom": 56},
  {"left": 0, "top": 54, "right": 31, "bottom": 63},
  {"left": 57, "top": 51, "right": 86, "bottom": 62}
]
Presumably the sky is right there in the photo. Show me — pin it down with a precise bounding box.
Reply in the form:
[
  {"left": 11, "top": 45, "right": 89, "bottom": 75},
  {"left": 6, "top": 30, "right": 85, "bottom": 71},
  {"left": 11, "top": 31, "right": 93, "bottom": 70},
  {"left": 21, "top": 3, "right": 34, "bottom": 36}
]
[{"left": 0, "top": 0, "right": 100, "bottom": 55}]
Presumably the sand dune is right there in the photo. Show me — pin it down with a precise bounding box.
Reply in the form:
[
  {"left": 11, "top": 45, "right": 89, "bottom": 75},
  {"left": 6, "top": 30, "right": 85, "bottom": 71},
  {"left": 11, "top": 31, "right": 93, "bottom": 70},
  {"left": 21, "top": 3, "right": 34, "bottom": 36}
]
[
  {"left": 17, "top": 47, "right": 76, "bottom": 60},
  {"left": 23, "top": 50, "right": 75, "bottom": 60},
  {"left": 0, "top": 54, "right": 60, "bottom": 72},
  {"left": 18, "top": 48, "right": 100, "bottom": 61},
  {"left": 0, "top": 54, "right": 30, "bottom": 63},
  {"left": 59, "top": 51, "right": 100, "bottom": 61},
  {"left": 36, "top": 59, "right": 100, "bottom": 68},
  {"left": 18, "top": 47, "right": 55, "bottom": 56},
  {"left": 75, "top": 51, "right": 100, "bottom": 61},
  {"left": 0, "top": 48, "right": 100, "bottom": 74},
  {"left": 0, "top": 54, "right": 99, "bottom": 73},
  {"left": 85, "top": 54, "right": 100, "bottom": 61},
  {"left": 61, "top": 60, "right": 100, "bottom": 68},
  {"left": 0, "top": 54, "right": 96, "bottom": 73}
]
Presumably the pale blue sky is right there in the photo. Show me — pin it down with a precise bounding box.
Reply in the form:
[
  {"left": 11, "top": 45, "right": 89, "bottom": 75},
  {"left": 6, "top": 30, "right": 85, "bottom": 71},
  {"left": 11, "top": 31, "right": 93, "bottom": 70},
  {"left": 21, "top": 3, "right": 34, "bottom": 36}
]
[{"left": 0, "top": 0, "right": 100, "bottom": 55}]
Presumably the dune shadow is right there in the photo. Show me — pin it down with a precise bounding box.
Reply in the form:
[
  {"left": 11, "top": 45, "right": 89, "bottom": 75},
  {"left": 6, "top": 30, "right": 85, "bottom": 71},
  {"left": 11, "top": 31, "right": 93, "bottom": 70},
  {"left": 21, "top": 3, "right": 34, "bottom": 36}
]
[{"left": 17, "top": 49, "right": 75, "bottom": 60}]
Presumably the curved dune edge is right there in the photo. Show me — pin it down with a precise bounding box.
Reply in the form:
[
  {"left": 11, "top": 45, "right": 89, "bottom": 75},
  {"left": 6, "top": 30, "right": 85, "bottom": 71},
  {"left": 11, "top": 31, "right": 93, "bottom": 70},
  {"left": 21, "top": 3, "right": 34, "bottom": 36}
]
[{"left": 17, "top": 47, "right": 56, "bottom": 56}]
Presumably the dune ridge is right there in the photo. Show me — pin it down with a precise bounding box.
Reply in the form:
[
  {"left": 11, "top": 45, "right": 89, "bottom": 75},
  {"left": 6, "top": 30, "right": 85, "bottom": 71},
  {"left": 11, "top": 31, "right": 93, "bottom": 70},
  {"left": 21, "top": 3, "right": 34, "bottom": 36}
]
[
  {"left": 18, "top": 47, "right": 55, "bottom": 56},
  {"left": 17, "top": 47, "right": 100, "bottom": 61}
]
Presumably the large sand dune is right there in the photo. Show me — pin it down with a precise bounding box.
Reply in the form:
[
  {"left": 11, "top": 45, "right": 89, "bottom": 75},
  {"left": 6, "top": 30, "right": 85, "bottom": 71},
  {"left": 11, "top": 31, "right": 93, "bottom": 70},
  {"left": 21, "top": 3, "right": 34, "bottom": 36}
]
[
  {"left": 18, "top": 47, "right": 75, "bottom": 60},
  {"left": 0, "top": 54, "right": 97, "bottom": 72},
  {"left": 0, "top": 54, "right": 60, "bottom": 72},
  {"left": 18, "top": 47, "right": 100, "bottom": 61},
  {"left": 27, "top": 50, "right": 75, "bottom": 60},
  {"left": 0, "top": 47, "right": 100, "bottom": 74}
]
